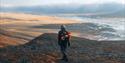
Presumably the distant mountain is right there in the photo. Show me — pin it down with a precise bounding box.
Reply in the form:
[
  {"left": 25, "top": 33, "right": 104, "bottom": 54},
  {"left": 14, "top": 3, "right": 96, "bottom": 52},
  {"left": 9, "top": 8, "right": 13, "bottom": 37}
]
[{"left": 0, "top": 3, "right": 125, "bottom": 16}]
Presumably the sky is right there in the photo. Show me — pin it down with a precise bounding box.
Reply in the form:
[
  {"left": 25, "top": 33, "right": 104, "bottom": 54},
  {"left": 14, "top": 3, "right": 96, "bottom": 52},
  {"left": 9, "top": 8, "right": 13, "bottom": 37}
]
[{"left": 1, "top": 0, "right": 125, "bottom": 7}]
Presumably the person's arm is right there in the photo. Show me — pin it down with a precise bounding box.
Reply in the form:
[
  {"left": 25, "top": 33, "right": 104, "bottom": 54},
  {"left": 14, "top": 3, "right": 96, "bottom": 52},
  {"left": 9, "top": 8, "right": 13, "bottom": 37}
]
[
  {"left": 68, "top": 39, "right": 70, "bottom": 47},
  {"left": 67, "top": 32, "right": 71, "bottom": 47},
  {"left": 58, "top": 31, "right": 61, "bottom": 45}
]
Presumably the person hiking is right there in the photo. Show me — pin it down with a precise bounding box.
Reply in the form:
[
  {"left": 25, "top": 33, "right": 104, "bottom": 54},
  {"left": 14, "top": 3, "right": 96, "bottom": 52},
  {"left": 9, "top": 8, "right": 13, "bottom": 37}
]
[{"left": 58, "top": 25, "right": 71, "bottom": 62}]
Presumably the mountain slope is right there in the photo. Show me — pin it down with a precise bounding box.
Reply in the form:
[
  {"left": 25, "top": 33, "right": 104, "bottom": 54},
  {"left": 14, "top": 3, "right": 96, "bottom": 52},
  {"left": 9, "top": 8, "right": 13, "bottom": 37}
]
[{"left": 0, "top": 33, "right": 125, "bottom": 63}]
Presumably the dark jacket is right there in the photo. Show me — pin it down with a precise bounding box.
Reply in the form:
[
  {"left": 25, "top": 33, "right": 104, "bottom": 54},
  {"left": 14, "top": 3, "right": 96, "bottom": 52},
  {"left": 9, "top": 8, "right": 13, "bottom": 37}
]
[{"left": 58, "top": 30, "right": 70, "bottom": 47}]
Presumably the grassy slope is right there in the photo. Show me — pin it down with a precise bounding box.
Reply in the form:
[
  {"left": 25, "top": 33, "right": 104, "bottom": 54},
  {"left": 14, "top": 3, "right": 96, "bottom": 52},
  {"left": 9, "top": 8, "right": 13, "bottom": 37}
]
[{"left": 0, "top": 33, "right": 125, "bottom": 63}]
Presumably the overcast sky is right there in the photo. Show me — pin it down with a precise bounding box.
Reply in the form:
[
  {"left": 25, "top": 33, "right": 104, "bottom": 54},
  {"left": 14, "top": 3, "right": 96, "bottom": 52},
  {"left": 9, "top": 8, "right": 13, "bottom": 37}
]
[{"left": 1, "top": 0, "right": 125, "bottom": 7}]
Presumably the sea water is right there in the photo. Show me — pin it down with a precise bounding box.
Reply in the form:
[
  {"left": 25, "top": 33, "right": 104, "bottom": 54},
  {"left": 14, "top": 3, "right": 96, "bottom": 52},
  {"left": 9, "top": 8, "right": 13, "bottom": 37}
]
[{"left": 56, "top": 15, "right": 125, "bottom": 41}]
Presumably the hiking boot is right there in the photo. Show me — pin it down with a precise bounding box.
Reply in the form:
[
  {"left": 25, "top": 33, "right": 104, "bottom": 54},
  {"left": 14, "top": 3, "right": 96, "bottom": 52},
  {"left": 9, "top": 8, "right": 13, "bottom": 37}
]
[
  {"left": 64, "top": 58, "right": 68, "bottom": 62},
  {"left": 61, "top": 58, "right": 65, "bottom": 60},
  {"left": 61, "top": 57, "right": 68, "bottom": 61}
]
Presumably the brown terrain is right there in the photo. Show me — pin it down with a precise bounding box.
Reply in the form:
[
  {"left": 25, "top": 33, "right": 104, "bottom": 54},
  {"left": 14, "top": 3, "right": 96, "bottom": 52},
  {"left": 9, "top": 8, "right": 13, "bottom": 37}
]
[
  {"left": 0, "top": 13, "right": 125, "bottom": 63},
  {"left": 0, "top": 13, "right": 79, "bottom": 47}
]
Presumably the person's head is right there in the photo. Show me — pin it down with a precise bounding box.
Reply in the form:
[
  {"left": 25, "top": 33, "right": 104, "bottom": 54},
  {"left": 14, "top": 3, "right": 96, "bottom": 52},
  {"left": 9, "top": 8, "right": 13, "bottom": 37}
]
[{"left": 60, "top": 25, "right": 66, "bottom": 31}]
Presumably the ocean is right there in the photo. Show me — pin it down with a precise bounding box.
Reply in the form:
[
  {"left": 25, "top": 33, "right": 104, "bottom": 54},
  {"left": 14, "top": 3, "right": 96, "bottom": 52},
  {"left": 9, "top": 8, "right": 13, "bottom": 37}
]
[{"left": 55, "top": 15, "right": 125, "bottom": 41}]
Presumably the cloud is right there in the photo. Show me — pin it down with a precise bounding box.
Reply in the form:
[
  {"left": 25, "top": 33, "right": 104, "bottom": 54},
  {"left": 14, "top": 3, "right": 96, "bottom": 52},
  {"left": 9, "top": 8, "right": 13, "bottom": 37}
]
[{"left": 1, "top": 0, "right": 124, "bottom": 7}]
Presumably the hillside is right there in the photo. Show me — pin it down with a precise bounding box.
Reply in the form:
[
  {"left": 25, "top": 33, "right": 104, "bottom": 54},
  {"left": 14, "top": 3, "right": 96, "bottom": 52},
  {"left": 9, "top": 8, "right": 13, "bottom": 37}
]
[
  {"left": 0, "top": 33, "right": 125, "bottom": 63},
  {"left": 0, "top": 29, "right": 27, "bottom": 47},
  {"left": 0, "top": 13, "right": 79, "bottom": 47}
]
